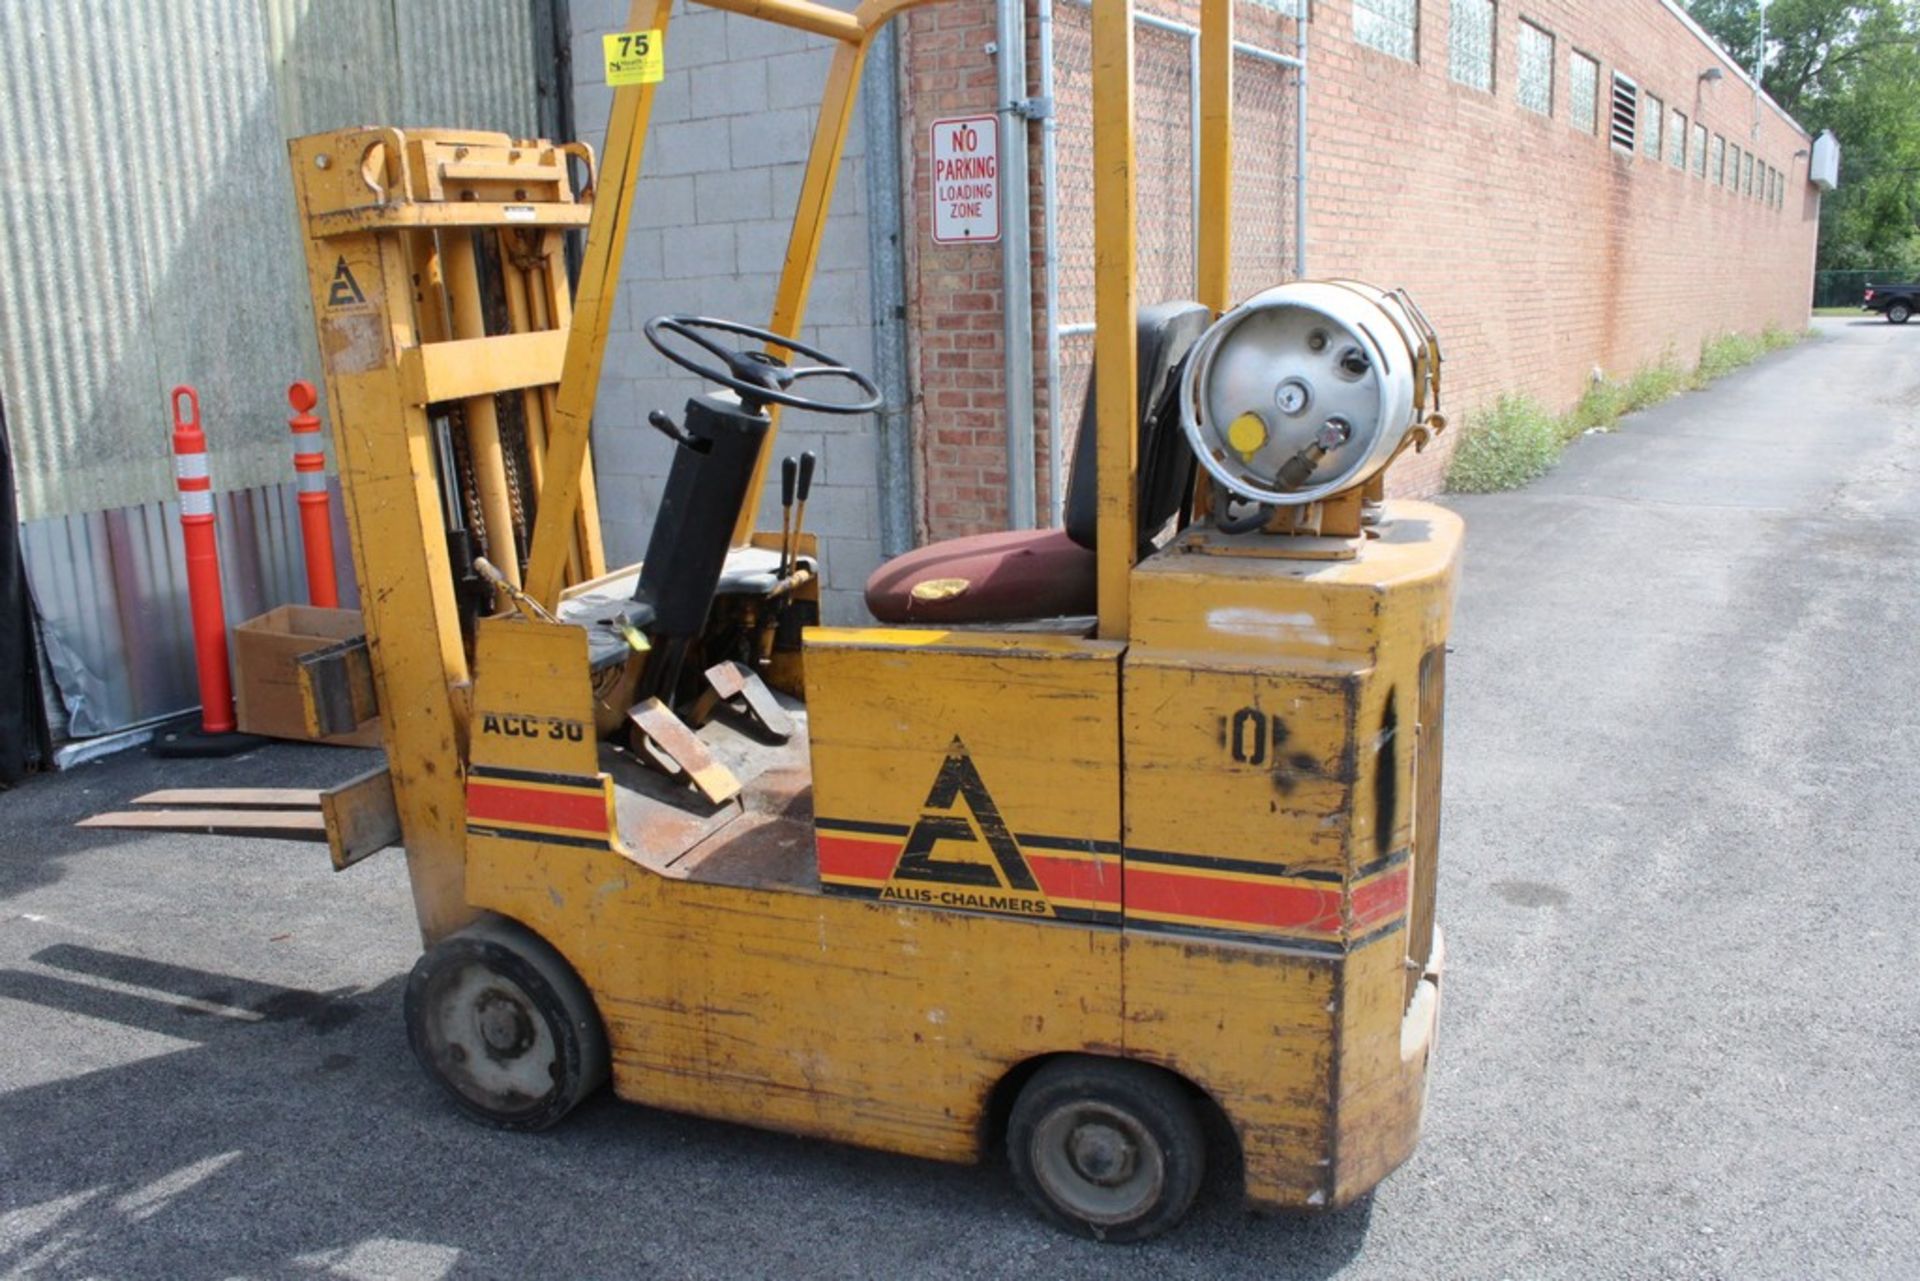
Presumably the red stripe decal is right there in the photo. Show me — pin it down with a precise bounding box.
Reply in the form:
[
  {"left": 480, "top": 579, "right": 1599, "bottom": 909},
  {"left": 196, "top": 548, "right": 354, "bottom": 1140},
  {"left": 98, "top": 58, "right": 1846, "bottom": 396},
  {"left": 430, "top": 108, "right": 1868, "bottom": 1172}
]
[
  {"left": 467, "top": 781, "right": 605, "bottom": 834},
  {"left": 1027, "top": 852, "right": 1121, "bottom": 907},
  {"left": 1124, "top": 865, "right": 1345, "bottom": 934},
  {"left": 1351, "top": 863, "right": 1411, "bottom": 928},
  {"left": 817, "top": 833, "right": 900, "bottom": 882}
]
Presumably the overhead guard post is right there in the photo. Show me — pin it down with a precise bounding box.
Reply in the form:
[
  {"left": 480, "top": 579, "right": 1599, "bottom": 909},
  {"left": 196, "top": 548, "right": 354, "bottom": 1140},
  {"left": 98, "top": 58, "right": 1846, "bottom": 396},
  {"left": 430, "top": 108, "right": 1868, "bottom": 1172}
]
[
  {"left": 526, "top": 0, "right": 675, "bottom": 609},
  {"left": 1197, "top": 0, "right": 1233, "bottom": 316},
  {"left": 1093, "top": 0, "right": 1138, "bottom": 638}
]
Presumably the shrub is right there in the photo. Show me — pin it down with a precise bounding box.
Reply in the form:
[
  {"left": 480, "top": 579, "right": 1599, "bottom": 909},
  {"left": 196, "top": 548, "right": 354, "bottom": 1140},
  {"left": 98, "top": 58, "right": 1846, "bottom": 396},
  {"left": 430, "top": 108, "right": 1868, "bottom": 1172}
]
[
  {"left": 1445, "top": 394, "right": 1562, "bottom": 493},
  {"left": 1445, "top": 327, "right": 1809, "bottom": 495},
  {"left": 1622, "top": 353, "right": 1694, "bottom": 412},
  {"left": 1565, "top": 379, "right": 1628, "bottom": 437},
  {"left": 1697, "top": 330, "right": 1767, "bottom": 380}
]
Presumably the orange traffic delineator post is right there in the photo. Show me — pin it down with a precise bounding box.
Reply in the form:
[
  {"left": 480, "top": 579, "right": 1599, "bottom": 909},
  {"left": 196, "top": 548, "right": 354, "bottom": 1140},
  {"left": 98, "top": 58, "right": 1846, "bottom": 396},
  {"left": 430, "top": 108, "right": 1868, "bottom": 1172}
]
[
  {"left": 287, "top": 380, "right": 338, "bottom": 608},
  {"left": 170, "top": 385, "right": 235, "bottom": 734}
]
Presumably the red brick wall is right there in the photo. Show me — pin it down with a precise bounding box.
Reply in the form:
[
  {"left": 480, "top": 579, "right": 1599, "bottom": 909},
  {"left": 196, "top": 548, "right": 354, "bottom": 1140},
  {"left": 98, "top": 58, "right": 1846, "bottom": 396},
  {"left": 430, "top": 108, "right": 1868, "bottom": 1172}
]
[
  {"left": 899, "top": 2, "right": 1034, "bottom": 539},
  {"left": 1307, "top": 0, "right": 1817, "bottom": 496},
  {"left": 903, "top": 0, "right": 1817, "bottom": 528}
]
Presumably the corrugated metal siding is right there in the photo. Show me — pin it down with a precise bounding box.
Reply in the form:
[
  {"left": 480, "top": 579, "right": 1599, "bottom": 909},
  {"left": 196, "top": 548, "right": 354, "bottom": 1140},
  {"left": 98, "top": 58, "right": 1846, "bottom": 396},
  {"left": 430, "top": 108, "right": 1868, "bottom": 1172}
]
[
  {"left": 397, "top": 0, "right": 542, "bottom": 136},
  {"left": 21, "top": 478, "right": 360, "bottom": 738},
  {"left": 2, "top": 0, "right": 547, "bottom": 736}
]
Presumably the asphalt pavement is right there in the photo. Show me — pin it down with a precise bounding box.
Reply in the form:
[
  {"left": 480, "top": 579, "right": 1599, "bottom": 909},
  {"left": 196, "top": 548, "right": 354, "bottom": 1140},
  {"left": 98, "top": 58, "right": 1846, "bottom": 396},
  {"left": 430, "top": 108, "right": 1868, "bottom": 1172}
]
[{"left": 3, "top": 316, "right": 1917, "bottom": 1279}]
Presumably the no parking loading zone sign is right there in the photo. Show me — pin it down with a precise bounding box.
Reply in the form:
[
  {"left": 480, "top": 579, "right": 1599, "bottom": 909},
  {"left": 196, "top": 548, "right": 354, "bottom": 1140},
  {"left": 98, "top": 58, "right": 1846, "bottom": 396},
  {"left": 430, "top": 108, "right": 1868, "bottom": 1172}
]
[{"left": 930, "top": 114, "right": 1001, "bottom": 245}]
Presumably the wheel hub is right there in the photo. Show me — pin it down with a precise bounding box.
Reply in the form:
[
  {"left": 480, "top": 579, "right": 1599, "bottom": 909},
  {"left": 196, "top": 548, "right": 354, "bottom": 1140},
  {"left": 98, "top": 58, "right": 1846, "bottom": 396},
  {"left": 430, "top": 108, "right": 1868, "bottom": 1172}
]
[
  {"left": 476, "top": 989, "right": 535, "bottom": 1057},
  {"left": 1069, "top": 1122, "right": 1137, "bottom": 1186}
]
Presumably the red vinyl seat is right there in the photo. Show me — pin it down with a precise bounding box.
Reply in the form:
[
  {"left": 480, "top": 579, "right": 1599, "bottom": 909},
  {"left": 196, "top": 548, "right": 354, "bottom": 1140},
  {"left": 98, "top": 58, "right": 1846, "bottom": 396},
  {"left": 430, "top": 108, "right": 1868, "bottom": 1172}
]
[
  {"left": 864, "top": 300, "right": 1211, "bottom": 626},
  {"left": 863, "top": 528, "right": 1095, "bottom": 624}
]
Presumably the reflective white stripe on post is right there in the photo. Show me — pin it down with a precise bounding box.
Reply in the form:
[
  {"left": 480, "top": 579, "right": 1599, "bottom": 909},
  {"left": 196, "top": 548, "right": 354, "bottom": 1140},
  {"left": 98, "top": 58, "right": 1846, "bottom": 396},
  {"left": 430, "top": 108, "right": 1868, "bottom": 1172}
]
[
  {"left": 296, "top": 470, "right": 329, "bottom": 494},
  {"left": 179, "top": 490, "right": 215, "bottom": 517},
  {"left": 174, "top": 453, "right": 209, "bottom": 481}
]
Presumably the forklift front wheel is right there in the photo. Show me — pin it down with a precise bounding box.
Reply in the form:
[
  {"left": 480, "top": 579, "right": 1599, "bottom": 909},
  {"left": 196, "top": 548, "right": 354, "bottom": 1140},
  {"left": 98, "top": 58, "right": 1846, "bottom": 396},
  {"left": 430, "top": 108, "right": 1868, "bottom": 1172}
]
[
  {"left": 404, "top": 918, "right": 610, "bottom": 1131},
  {"left": 1007, "top": 1057, "right": 1206, "bottom": 1242}
]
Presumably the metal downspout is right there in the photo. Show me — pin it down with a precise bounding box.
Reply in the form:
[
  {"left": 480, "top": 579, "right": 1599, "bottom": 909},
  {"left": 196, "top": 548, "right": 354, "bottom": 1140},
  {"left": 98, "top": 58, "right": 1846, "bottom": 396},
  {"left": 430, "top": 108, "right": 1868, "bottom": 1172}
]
[
  {"left": 863, "top": 25, "right": 916, "bottom": 557},
  {"left": 1295, "top": 4, "right": 1308, "bottom": 278},
  {"left": 998, "top": 0, "right": 1037, "bottom": 528},
  {"left": 1038, "top": 0, "right": 1063, "bottom": 524}
]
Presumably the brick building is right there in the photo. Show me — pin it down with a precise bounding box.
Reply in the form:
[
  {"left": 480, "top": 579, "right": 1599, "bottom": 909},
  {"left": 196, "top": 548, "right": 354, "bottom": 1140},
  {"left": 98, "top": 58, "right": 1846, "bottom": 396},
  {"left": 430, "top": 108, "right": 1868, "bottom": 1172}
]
[{"left": 572, "top": 0, "right": 1817, "bottom": 620}]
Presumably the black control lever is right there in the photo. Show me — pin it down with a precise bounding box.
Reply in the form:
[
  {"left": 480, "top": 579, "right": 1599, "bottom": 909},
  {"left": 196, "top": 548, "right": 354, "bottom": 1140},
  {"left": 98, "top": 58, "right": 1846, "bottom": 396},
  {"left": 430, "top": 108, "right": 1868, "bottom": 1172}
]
[
  {"left": 778, "top": 456, "right": 798, "bottom": 579},
  {"left": 648, "top": 409, "right": 703, "bottom": 449},
  {"left": 789, "top": 451, "right": 818, "bottom": 577}
]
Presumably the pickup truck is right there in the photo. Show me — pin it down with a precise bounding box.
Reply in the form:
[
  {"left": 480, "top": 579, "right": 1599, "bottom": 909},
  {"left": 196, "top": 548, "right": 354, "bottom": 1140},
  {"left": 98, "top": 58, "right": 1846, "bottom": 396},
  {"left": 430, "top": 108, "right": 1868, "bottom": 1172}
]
[{"left": 1863, "top": 281, "right": 1919, "bottom": 324}]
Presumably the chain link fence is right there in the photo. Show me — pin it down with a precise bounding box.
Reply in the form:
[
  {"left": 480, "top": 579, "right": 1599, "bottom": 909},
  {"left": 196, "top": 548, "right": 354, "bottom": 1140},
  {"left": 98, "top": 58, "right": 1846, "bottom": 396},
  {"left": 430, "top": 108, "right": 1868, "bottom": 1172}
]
[
  {"left": 1043, "top": 0, "right": 1301, "bottom": 517},
  {"left": 1812, "top": 269, "right": 1899, "bottom": 310}
]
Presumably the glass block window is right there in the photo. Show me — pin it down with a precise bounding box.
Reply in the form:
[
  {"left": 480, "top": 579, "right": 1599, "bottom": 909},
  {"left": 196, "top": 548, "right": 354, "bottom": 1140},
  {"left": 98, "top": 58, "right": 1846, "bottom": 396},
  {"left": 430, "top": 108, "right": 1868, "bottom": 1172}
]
[
  {"left": 1728, "top": 143, "right": 1742, "bottom": 189},
  {"left": 1355, "top": 0, "right": 1419, "bottom": 61},
  {"left": 1692, "top": 122, "right": 1708, "bottom": 176},
  {"left": 1609, "top": 73, "right": 1637, "bottom": 150},
  {"left": 1669, "top": 109, "right": 1687, "bottom": 168},
  {"left": 1449, "top": 0, "right": 1494, "bottom": 90},
  {"left": 1743, "top": 151, "right": 1754, "bottom": 196},
  {"left": 1711, "top": 133, "right": 1725, "bottom": 183},
  {"left": 1569, "top": 51, "right": 1599, "bottom": 133},
  {"left": 1517, "top": 21, "right": 1553, "bottom": 115},
  {"left": 1641, "top": 92, "right": 1663, "bottom": 159}
]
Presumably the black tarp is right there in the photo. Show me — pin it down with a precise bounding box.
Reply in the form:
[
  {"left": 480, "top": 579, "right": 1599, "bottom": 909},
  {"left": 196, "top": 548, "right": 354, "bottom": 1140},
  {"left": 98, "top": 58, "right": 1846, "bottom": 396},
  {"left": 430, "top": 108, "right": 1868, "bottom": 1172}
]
[{"left": 1, "top": 399, "right": 50, "bottom": 783}]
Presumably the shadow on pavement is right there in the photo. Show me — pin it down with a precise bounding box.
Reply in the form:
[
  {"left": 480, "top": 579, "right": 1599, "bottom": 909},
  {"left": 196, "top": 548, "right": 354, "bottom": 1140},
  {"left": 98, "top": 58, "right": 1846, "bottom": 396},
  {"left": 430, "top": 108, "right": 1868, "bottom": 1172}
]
[{"left": 0, "top": 939, "right": 1377, "bottom": 1279}]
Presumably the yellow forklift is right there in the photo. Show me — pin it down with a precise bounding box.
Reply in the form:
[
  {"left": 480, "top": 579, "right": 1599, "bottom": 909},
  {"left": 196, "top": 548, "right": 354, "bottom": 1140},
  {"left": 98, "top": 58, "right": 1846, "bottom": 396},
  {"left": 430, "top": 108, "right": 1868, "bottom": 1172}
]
[{"left": 286, "top": 0, "right": 1457, "bottom": 1242}]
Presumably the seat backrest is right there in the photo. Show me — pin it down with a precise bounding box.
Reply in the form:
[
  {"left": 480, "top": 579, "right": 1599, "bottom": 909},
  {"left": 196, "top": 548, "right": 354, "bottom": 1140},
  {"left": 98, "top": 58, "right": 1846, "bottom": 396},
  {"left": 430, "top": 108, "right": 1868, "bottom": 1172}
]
[{"left": 1062, "top": 300, "right": 1212, "bottom": 554}]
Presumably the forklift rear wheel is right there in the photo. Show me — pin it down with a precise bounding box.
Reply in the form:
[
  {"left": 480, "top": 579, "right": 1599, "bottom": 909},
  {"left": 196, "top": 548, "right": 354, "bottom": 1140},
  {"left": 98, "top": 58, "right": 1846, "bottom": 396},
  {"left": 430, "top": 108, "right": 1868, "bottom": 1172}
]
[
  {"left": 1007, "top": 1057, "right": 1206, "bottom": 1242},
  {"left": 404, "top": 917, "right": 609, "bottom": 1131}
]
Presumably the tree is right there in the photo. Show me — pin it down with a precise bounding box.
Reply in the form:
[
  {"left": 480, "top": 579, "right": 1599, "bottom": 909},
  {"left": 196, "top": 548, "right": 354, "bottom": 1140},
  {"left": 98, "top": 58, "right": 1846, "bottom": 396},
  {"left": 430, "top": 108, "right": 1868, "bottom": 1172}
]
[{"left": 1687, "top": 0, "right": 1920, "bottom": 271}]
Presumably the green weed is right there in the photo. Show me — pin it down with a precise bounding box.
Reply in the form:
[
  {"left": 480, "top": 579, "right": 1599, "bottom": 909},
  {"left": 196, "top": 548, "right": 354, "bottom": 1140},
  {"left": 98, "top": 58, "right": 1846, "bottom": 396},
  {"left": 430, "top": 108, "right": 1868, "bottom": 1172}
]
[
  {"left": 1445, "top": 394, "right": 1563, "bottom": 493},
  {"left": 1445, "top": 327, "right": 1808, "bottom": 493}
]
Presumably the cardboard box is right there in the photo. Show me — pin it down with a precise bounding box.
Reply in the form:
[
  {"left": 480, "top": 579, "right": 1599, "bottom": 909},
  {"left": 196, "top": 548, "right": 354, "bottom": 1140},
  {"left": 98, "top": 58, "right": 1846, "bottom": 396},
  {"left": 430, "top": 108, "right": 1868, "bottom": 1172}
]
[{"left": 233, "top": 605, "right": 382, "bottom": 747}]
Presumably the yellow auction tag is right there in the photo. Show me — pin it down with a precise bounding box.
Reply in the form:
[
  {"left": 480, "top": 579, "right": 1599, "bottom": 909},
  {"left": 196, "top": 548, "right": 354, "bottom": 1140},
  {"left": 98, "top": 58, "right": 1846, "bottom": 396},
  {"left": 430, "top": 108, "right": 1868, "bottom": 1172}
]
[{"left": 603, "top": 30, "right": 664, "bottom": 86}]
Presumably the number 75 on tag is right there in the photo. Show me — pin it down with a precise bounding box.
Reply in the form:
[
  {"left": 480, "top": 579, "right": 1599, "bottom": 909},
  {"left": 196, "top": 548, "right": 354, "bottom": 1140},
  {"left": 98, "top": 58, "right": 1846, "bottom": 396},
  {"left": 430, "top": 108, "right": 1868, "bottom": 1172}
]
[{"left": 603, "top": 30, "right": 664, "bottom": 85}]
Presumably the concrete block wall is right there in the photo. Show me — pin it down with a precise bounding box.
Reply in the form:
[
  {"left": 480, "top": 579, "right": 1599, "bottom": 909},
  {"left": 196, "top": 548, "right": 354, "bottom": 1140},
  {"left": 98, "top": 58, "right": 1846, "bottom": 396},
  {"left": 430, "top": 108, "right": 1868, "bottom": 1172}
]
[{"left": 570, "top": 0, "right": 887, "bottom": 622}]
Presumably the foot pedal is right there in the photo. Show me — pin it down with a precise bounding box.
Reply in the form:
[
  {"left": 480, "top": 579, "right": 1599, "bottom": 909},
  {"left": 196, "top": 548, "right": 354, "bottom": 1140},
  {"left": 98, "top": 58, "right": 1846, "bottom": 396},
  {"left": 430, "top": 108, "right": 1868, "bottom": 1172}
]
[
  {"left": 694, "top": 660, "right": 794, "bottom": 741},
  {"left": 627, "top": 697, "right": 742, "bottom": 805}
]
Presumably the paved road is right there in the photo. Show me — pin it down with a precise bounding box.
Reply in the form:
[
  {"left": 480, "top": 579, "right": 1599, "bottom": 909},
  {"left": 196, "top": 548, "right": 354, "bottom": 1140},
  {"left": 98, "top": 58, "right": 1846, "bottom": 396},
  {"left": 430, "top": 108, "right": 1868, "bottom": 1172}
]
[{"left": 3, "top": 318, "right": 1917, "bottom": 1279}]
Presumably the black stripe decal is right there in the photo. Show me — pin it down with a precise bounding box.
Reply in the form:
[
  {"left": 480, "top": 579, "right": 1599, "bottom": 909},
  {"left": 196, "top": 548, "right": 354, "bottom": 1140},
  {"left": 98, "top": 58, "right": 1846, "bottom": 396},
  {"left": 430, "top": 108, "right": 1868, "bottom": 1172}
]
[
  {"left": 815, "top": 817, "right": 911, "bottom": 837},
  {"left": 469, "top": 763, "right": 602, "bottom": 789},
  {"left": 466, "top": 824, "right": 609, "bottom": 850},
  {"left": 1347, "top": 917, "right": 1410, "bottom": 952},
  {"left": 1051, "top": 905, "right": 1124, "bottom": 928},
  {"left": 1016, "top": 833, "right": 1123, "bottom": 854},
  {"left": 1125, "top": 846, "right": 1346, "bottom": 883},
  {"left": 1123, "top": 917, "right": 1354, "bottom": 956},
  {"left": 1352, "top": 847, "right": 1412, "bottom": 880},
  {"left": 825, "top": 882, "right": 1120, "bottom": 929}
]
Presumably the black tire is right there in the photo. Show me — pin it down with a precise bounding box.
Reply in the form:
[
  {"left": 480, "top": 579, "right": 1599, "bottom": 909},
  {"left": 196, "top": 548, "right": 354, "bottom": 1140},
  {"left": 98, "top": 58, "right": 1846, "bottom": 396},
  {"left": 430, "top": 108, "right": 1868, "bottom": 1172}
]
[
  {"left": 404, "top": 916, "right": 609, "bottom": 1131},
  {"left": 1007, "top": 1057, "right": 1207, "bottom": 1243},
  {"left": 1889, "top": 302, "right": 1912, "bottom": 324}
]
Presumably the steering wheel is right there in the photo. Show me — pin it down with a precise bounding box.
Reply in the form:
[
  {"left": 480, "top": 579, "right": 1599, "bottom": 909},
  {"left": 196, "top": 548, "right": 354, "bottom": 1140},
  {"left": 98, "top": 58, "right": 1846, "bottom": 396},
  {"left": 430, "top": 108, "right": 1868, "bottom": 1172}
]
[{"left": 643, "top": 315, "right": 882, "bottom": 415}]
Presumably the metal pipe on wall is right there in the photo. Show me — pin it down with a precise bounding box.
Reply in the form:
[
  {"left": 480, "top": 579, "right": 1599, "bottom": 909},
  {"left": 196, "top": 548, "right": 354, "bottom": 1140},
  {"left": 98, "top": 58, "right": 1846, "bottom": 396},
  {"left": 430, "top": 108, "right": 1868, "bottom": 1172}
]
[
  {"left": 1296, "top": 3, "right": 1308, "bottom": 278},
  {"left": 1038, "top": 0, "right": 1064, "bottom": 524},
  {"left": 998, "top": 0, "right": 1037, "bottom": 529},
  {"left": 864, "top": 23, "right": 917, "bottom": 557}
]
